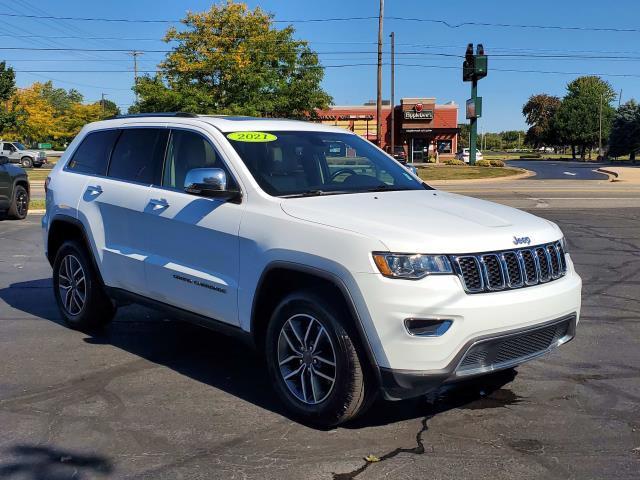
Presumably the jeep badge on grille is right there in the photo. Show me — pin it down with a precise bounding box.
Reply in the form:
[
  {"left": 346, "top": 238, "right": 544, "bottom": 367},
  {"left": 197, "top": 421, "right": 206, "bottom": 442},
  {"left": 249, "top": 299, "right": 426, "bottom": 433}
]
[{"left": 513, "top": 236, "right": 531, "bottom": 246}]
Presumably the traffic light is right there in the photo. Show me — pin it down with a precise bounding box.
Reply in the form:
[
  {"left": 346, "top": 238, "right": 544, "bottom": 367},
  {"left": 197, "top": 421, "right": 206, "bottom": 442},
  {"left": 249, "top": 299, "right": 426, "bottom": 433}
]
[
  {"left": 463, "top": 43, "right": 475, "bottom": 82},
  {"left": 463, "top": 43, "right": 488, "bottom": 82},
  {"left": 474, "top": 44, "right": 488, "bottom": 79}
]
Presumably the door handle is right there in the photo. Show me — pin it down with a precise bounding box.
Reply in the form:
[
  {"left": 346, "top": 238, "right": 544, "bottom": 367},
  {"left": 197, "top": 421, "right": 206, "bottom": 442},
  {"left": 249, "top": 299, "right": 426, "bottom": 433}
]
[
  {"left": 149, "top": 198, "right": 169, "bottom": 210},
  {"left": 86, "top": 185, "right": 103, "bottom": 196}
]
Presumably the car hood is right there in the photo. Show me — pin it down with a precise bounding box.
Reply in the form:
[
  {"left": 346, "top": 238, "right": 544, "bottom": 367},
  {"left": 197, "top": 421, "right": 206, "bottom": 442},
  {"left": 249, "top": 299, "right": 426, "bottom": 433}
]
[{"left": 280, "top": 190, "right": 562, "bottom": 253}]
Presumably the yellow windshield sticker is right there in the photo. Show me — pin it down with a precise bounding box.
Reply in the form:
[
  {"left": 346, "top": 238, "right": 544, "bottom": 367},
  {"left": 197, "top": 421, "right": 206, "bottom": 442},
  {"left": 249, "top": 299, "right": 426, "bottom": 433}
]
[{"left": 227, "top": 131, "right": 277, "bottom": 142}]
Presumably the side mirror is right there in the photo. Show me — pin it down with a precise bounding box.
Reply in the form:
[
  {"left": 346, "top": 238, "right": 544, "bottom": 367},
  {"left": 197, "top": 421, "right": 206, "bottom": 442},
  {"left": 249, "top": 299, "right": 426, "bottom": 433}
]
[
  {"left": 0, "top": 156, "right": 8, "bottom": 165},
  {"left": 184, "top": 168, "right": 241, "bottom": 201}
]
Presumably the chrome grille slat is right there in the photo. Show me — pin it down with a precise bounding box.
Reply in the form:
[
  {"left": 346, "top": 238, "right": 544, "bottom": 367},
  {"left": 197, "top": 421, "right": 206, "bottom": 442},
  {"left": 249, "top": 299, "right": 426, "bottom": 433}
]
[{"left": 451, "top": 241, "right": 568, "bottom": 294}]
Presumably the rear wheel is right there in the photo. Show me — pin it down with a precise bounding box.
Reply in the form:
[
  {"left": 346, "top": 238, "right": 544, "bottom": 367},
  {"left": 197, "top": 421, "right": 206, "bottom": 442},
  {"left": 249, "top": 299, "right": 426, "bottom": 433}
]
[
  {"left": 8, "top": 185, "right": 28, "bottom": 220},
  {"left": 52, "top": 240, "right": 116, "bottom": 330},
  {"left": 265, "top": 290, "right": 371, "bottom": 427},
  {"left": 20, "top": 157, "right": 33, "bottom": 168}
]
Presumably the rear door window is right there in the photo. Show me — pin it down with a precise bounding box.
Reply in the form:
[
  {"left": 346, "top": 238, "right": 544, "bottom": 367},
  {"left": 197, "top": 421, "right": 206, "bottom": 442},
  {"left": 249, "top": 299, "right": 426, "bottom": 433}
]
[
  {"left": 67, "top": 130, "right": 119, "bottom": 176},
  {"left": 107, "top": 128, "right": 168, "bottom": 184}
]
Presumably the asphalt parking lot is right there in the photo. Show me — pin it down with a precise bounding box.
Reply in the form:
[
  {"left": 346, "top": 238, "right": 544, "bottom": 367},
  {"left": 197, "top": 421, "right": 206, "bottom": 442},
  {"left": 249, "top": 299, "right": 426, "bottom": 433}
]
[{"left": 1, "top": 207, "right": 639, "bottom": 479}]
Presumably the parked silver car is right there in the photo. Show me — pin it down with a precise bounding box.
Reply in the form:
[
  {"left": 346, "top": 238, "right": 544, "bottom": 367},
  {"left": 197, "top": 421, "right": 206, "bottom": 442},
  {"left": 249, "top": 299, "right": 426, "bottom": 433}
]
[{"left": 0, "top": 141, "right": 47, "bottom": 168}]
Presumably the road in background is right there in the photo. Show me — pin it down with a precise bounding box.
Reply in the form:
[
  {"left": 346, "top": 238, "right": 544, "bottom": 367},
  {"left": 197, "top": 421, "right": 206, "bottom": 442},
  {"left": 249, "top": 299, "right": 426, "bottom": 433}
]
[
  {"left": 506, "top": 160, "right": 608, "bottom": 180},
  {"left": 0, "top": 208, "right": 638, "bottom": 479},
  {"left": 434, "top": 179, "right": 640, "bottom": 210}
]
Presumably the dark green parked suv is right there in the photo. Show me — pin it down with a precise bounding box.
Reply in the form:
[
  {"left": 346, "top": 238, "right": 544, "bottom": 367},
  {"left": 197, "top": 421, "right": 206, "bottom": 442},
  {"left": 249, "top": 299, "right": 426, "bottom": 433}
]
[{"left": 0, "top": 155, "right": 29, "bottom": 219}]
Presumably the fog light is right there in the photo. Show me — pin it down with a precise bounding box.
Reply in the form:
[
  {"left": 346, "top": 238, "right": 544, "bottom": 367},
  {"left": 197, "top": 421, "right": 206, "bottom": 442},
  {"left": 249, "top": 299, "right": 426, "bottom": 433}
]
[{"left": 404, "top": 318, "right": 453, "bottom": 337}]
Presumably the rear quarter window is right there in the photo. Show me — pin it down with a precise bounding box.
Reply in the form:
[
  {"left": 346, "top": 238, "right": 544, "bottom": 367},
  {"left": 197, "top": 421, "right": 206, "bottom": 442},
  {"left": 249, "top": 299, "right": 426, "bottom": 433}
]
[{"left": 67, "top": 129, "right": 119, "bottom": 175}]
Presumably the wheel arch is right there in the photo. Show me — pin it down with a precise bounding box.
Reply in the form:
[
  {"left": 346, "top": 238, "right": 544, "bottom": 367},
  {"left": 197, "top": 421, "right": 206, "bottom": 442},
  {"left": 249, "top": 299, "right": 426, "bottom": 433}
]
[
  {"left": 47, "top": 215, "right": 104, "bottom": 286},
  {"left": 13, "top": 177, "right": 29, "bottom": 196},
  {"left": 250, "top": 261, "right": 381, "bottom": 387}
]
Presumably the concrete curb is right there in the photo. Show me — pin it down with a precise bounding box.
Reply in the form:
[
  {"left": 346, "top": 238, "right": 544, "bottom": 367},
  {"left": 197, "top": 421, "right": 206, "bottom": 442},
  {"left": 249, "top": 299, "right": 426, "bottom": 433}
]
[
  {"left": 596, "top": 168, "right": 619, "bottom": 182},
  {"left": 428, "top": 168, "right": 535, "bottom": 185},
  {"left": 27, "top": 209, "right": 45, "bottom": 215}
]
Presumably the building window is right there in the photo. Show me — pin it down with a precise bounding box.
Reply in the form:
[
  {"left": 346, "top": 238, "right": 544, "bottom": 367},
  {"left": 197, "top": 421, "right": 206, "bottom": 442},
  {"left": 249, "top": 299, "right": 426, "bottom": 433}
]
[{"left": 437, "top": 140, "right": 452, "bottom": 153}]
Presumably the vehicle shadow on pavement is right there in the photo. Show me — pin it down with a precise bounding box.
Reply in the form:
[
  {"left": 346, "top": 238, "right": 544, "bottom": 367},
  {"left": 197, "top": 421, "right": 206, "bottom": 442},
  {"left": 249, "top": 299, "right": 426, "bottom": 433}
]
[
  {"left": 0, "top": 278, "right": 519, "bottom": 430},
  {"left": 0, "top": 444, "right": 112, "bottom": 480}
]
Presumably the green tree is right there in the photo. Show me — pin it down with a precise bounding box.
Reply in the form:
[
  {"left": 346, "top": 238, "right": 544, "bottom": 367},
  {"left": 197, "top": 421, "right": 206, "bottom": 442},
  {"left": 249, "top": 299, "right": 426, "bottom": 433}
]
[
  {"left": 39, "top": 81, "right": 83, "bottom": 115},
  {"left": 95, "top": 98, "right": 121, "bottom": 118},
  {"left": 0, "top": 61, "right": 19, "bottom": 135},
  {"left": 131, "top": 1, "right": 332, "bottom": 117},
  {"left": 457, "top": 123, "right": 470, "bottom": 149},
  {"left": 608, "top": 100, "right": 640, "bottom": 162},
  {"left": 522, "top": 94, "right": 561, "bottom": 147},
  {"left": 553, "top": 76, "right": 616, "bottom": 160}
]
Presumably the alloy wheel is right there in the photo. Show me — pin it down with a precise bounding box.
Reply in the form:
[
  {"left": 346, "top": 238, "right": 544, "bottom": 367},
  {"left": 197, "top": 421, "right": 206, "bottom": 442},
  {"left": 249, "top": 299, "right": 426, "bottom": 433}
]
[
  {"left": 58, "top": 254, "right": 86, "bottom": 316},
  {"left": 15, "top": 190, "right": 28, "bottom": 217},
  {"left": 277, "top": 314, "right": 337, "bottom": 405}
]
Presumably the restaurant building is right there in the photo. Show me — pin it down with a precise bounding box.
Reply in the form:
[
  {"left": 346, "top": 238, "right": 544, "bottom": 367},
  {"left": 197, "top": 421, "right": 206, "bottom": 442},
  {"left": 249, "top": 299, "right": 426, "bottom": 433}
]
[{"left": 315, "top": 98, "right": 459, "bottom": 162}]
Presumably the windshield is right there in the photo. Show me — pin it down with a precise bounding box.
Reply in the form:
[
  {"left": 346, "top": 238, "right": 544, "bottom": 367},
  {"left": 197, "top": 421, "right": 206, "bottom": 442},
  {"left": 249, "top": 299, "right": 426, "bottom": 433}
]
[
  {"left": 226, "top": 131, "right": 427, "bottom": 197},
  {"left": 14, "top": 142, "right": 26, "bottom": 150}
]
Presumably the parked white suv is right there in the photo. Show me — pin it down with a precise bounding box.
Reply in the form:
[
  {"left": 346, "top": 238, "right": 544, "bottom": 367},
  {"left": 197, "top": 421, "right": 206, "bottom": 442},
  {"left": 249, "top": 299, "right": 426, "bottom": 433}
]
[{"left": 43, "top": 114, "right": 581, "bottom": 426}]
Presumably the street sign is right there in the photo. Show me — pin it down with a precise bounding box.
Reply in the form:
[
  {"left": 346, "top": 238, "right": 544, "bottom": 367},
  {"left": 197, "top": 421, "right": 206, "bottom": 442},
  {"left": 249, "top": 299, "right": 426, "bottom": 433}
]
[
  {"left": 37, "top": 143, "right": 52, "bottom": 149},
  {"left": 466, "top": 97, "right": 482, "bottom": 119}
]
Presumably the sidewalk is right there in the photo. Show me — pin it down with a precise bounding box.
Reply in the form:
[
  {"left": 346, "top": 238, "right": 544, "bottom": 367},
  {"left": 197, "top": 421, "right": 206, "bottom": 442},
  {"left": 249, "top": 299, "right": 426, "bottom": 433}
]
[{"left": 597, "top": 165, "right": 640, "bottom": 183}]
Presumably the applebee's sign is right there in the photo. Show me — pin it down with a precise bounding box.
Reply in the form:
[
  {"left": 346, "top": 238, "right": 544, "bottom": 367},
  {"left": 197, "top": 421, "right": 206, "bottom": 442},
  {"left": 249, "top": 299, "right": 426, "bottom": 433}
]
[{"left": 404, "top": 103, "right": 434, "bottom": 120}]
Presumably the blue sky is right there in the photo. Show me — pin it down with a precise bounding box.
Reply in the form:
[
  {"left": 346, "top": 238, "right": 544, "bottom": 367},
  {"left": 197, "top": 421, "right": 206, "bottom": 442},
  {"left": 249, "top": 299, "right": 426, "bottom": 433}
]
[{"left": 4, "top": 0, "right": 640, "bottom": 131}]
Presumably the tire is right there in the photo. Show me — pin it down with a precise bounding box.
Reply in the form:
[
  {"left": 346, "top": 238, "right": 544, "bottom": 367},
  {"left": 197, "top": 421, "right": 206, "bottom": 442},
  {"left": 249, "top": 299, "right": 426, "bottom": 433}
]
[
  {"left": 265, "top": 289, "right": 370, "bottom": 427},
  {"left": 52, "top": 240, "right": 116, "bottom": 331},
  {"left": 7, "top": 185, "right": 28, "bottom": 220},
  {"left": 21, "top": 157, "right": 33, "bottom": 168}
]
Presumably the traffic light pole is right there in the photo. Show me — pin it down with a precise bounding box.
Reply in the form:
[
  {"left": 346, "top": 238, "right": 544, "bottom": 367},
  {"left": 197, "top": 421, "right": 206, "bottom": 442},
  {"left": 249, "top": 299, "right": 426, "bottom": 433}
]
[{"left": 469, "top": 79, "right": 478, "bottom": 165}]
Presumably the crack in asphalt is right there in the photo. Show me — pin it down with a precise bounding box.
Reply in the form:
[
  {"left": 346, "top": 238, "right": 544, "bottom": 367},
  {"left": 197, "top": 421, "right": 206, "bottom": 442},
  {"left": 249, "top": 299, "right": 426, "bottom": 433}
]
[{"left": 332, "top": 416, "right": 431, "bottom": 480}]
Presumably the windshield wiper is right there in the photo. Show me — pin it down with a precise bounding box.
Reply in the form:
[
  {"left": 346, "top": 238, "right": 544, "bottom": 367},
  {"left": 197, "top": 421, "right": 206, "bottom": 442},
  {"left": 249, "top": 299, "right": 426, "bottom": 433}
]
[
  {"left": 363, "top": 185, "right": 413, "bottom": 192},
  {"left": 281, "top": 189, "right": 354, "bottom": 198}
]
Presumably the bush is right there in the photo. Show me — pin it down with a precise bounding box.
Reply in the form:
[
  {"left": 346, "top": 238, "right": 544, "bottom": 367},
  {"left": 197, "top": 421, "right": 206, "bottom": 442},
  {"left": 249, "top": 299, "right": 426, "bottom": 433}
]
[
  {"left": 475, "top": 159, "right": 491, "bottom": 167},
  {"left": 426, "top": 155, "right": 437, "bottom": 163},
  {"left": 490, "top": 159, "right": 505, "bottom": 167},
  {"left": 444, "top": 159, "right": 466, "bottom": 166}
]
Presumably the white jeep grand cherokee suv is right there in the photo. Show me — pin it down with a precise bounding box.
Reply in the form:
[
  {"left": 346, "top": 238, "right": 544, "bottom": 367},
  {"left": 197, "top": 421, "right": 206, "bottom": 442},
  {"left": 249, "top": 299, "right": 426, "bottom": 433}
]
[{"left": 43, "top": 113, "right": 581, "bottom": 426}]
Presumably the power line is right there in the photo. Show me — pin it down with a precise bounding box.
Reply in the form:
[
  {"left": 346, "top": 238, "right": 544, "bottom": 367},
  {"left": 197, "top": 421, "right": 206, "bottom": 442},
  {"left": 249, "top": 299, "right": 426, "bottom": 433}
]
[
  {"left": 1, "top": 11, "right": 640, "bottom": 33},
  {"left": 13, "top": 64, "right": 640, "bottom": 78}
]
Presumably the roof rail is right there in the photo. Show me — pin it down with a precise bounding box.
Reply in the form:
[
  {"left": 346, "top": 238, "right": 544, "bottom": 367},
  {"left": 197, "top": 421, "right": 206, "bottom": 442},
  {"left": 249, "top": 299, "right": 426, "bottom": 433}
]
[{"left": 107, "top": 112, "right": 198, "bottom": 120}]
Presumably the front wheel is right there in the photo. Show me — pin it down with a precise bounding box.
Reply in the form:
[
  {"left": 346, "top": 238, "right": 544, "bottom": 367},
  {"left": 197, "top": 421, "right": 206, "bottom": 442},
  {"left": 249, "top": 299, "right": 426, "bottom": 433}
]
[
  {"left": 265, "top": 290, "right": 371, "bottom": 427},
  {"left": 21, "top": 157, "right": 33, "bottom": 168}
]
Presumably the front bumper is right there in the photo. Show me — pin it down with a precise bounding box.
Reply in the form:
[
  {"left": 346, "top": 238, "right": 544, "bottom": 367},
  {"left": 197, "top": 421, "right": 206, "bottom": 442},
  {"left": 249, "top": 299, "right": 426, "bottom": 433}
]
[
  {"left": 380, "top": 313, "right": 576, "bottom": 400},
  {"left": 351, "top": 254, "right": 582, "bottom": 398}
]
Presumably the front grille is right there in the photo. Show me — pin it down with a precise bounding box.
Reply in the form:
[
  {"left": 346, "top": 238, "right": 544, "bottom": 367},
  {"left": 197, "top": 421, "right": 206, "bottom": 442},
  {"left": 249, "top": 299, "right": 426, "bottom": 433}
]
[
  {"left": 456, "top": 256, "right": 483, "bottom": 292},
  {"left": 457, "top": 317, "right": 573, "bottom": 376},
  {"left": 452, "top": 241, "right": 567, "bottom": 294}
]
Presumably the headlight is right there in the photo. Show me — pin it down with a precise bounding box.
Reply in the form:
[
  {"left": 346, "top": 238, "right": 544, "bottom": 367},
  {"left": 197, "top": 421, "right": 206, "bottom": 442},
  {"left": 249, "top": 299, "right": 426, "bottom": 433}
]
[{"left": 372, "top": 253, "right": 453, "bottom": 279}]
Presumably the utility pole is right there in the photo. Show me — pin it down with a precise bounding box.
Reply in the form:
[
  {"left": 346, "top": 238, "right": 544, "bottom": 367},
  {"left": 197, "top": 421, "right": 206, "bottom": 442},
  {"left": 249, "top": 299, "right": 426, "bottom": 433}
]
[
  {"left": 390, "top": 31, "right": 395, "bottom": 156},
  {"left": 101, "top": 93, "right": 107, "bottom": 117},
  {"left": 618, "top": 89, "right": 623, "bottom": 107},
  {"left": 376, "top": 0, "right": 384, "bottom": 146},
  {"left": 129, "top": 50, "right": 143, "bottom": 103},
  {"left": 598, "top": 92, "right": 603, "bottom": 159}
]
